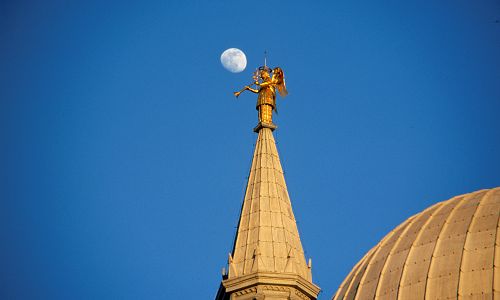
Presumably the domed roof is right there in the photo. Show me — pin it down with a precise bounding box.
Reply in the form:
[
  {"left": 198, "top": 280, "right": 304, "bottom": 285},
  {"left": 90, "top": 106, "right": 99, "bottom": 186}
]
[{"left": 333, "top": 188, "right": 500, "bottom": 300}]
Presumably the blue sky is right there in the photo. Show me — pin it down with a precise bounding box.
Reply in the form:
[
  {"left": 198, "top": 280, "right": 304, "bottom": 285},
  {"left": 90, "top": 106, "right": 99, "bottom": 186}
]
[{"left": 1, "top": 1, "right": 499, "bottom": 299}]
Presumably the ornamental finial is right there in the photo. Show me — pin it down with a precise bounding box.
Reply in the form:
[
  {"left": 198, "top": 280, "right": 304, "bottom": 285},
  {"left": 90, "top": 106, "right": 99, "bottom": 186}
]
[{"left": 234, "top": 59, "right": 288, "bottom": 132}]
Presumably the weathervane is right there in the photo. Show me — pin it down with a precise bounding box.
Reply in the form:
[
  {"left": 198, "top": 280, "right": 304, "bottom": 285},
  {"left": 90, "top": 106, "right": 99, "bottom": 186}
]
[{"left": 234, "top": 53, "right": 288, "bottom": 132}]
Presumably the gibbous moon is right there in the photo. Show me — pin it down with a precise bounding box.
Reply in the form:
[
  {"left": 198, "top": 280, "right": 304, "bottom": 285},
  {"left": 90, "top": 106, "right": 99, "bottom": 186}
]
[{"left": 220, "top": 48, "right": 247, "bottom": 73}]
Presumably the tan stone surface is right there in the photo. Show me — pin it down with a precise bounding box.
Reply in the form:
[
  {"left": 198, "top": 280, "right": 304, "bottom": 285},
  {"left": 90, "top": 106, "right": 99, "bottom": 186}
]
[
  {"left": 223, "top": 272, "right": 320, "bottom": 300},
  {"left": 219, "top": 128, "right": 319, "bottom": 299},
  {"left": 332, "top": 188, "right": 500, "bottom": 300},
  {"left": 229, "top": 128, "right": 311, "bottom": 280}
]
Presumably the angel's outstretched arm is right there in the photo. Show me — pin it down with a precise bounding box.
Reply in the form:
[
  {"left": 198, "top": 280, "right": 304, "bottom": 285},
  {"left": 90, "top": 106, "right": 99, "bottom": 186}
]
[{"left": 234, "top": 86, "right": 259, "bottom": 98}]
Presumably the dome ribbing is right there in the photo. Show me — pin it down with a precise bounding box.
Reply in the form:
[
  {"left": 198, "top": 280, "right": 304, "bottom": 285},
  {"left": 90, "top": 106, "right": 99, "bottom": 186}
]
[{"left": 333, "top": 188, "right": 500, "bottom": 300}]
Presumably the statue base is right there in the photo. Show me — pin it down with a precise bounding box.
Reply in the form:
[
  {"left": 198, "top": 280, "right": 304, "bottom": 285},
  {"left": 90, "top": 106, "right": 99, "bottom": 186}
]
[{"left": 254, "top": 122, "right": 277, "bottom": 132}]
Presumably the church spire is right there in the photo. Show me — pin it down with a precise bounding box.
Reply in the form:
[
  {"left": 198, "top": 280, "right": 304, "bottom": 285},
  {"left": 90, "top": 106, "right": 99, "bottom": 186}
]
[{"left": 217, "top": 65, "right": 320, "bottom": 299}]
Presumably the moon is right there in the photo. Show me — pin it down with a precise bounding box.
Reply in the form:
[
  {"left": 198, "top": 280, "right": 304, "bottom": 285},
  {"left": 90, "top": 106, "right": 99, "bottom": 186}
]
[{"left": 220, "top": 48, "right": 247, "bottom": 73}]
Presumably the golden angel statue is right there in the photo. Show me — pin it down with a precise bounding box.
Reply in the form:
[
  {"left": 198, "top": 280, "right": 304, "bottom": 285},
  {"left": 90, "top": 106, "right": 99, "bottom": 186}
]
[{"left": 234, "top": 66, "right": 288, "bottom": 128}]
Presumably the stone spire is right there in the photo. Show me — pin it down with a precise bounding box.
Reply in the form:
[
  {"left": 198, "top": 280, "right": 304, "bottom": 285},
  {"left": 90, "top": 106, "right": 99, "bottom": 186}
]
[{"left": 216, "top": 126, "right": 320, "bottom": 300}]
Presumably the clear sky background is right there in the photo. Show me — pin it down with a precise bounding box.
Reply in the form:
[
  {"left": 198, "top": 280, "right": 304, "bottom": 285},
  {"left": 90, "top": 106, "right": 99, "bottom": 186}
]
[{"left": 1, "top": 1, "right": 500, "bottom": 299}]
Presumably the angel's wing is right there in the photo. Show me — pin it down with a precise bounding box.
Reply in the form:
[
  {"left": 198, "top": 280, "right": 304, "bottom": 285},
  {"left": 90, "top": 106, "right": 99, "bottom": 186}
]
[{"left": 272, "top": 67, "right": 288, "bottom": 97}]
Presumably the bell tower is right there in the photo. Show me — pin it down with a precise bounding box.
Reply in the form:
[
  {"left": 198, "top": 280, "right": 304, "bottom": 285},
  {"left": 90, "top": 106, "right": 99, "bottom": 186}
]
[{"left": 216, "top": 65, "right": 320, "bottom": 299}]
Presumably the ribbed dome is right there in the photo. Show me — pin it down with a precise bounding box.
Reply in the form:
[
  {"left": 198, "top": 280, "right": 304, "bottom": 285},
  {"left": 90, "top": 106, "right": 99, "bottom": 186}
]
[{"left": 333, "top": 188, "right": 500, "bottom": 300}]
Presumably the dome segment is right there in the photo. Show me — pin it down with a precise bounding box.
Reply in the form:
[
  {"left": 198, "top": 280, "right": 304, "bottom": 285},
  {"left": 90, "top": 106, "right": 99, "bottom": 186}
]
[{"left": 333, "top": 188, "right": 500, "bottom": 300}]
